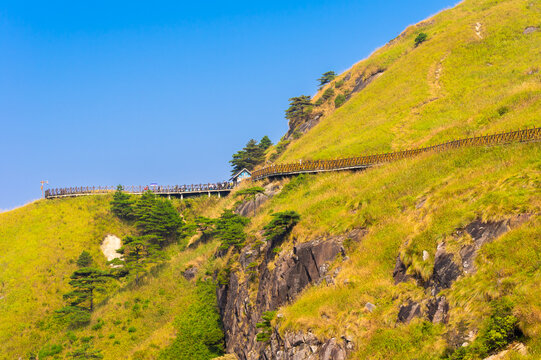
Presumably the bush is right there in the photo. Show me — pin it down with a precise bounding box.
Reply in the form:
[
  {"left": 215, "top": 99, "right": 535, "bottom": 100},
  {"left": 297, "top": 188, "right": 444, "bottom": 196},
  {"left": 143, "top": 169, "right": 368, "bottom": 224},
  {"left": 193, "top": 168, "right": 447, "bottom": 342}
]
[
  {"left": 335, "top": 79, "right": 344, "bottom": 88},
  {"left": 334, "top": 94, "right": 347, "bottom": 108},
  {"left": 256, "top": 311, "right": 277, "bottom": 342},
  {"left": 497, "top": 106, "right": 509, "bottom": 116},
  {"left": 128, "top": 326, "right": 137, "bottom": 333},
  {"left": 263, "top": 211, "right": 301, "bottom": 240},
  {"left": 159, "top": 280, "right": 224, "bottom": 359},
  {"left": 415, "top": 32, "right": 428, "bottom": 46},
  {"left": 446, "top": 298, "right": 520, "bottom": 359},
  {"left": 38, "top": 344, "right": 63, "bottom": 358},
  {"left": 322, "top": 88, "right": 335, "bottom": 101}
]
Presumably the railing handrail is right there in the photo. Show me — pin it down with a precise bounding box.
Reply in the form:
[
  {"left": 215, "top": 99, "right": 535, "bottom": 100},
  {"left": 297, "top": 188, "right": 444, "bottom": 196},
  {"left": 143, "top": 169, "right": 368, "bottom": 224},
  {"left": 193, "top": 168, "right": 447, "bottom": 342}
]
[
  {"left": 44, "top": 182, "right": 235, "bottom": 199},
  {"left": 44, "top": 127, "right": 541, "bottom": 199},
  {"left": 250, "top": 127, "right": 541, "bottom": 180}
]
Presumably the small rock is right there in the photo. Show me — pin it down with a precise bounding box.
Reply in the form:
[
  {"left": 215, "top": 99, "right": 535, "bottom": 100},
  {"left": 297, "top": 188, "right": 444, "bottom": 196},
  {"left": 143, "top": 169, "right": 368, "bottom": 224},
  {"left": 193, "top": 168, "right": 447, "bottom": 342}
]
[
  {"left": 423, "top": 250, "right": 429, "bottom": 261},
  {"left": 524, "top": 26, "right": 538, "bottom": 34},
  {"left": 512, "top": 342, "right": 528, "bottom": 355},
  {"left": 416, "top": 197, "right": 427, "bottom": 209},
  {"left": 182, "top": 266, "right": 198, "bottom": 280},
  {"left": 364, "top": 302, "right": 376, "bottom": 312}
]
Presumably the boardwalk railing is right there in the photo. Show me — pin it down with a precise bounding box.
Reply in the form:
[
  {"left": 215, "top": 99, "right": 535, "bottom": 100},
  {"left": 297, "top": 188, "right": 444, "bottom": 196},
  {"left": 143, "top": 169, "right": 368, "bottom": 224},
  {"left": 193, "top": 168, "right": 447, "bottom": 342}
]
[
  {"left": 45, "top": 182, "right": 234, "bottom": 199},
  {"left": 251, "top": 127, "right": 541, "bottom": 181},
  {"left": 44, "top": 127, "right": 540, "bottom": 199}
]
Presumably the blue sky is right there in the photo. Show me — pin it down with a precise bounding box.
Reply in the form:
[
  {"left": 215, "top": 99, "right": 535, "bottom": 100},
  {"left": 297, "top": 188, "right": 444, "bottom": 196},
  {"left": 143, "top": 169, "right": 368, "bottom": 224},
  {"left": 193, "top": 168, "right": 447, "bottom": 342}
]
[{"left": 0, "top": 0, "right": 458, "bottom": 210}]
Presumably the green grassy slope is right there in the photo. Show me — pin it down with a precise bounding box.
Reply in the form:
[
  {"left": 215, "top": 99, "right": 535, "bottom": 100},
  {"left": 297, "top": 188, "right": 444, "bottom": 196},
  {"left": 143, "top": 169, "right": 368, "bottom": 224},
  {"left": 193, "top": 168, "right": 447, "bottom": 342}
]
[
  {"left": 279, "top": 0, "right": 540, "bottom": 163},
  {"left": 0, "top": 195, "right": 232, "bottom": 359},
  {"left": 0, "top": 196, "right": 132, "bottom": 357},
  {"left": 242, "top": 0, "right": 541, "bottom": 358}
]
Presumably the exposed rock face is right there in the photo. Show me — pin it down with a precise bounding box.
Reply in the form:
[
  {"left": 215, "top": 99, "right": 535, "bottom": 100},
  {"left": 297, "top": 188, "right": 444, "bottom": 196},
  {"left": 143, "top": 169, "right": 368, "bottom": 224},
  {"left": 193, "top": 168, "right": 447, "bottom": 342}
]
[
  {"left": 236, "top": 183, "right": 282, "bottom": 218},
  {"left": 262, "top": 331, "right": 350, "bottom": 360},
  {"left": 284, "top": 113, "right": 323, "bottom": 141},
  {"left": 217, "top": 229, "right": 364, "bottom": 359},
  {"left": 394, "top": 215, "right": 530, "bottom": 324},
  {"left": 349, "top": 70, "right": 384, "bottom": 98},
  {"left": 398, "top": 301, "right": 422, "bottom": 323}
]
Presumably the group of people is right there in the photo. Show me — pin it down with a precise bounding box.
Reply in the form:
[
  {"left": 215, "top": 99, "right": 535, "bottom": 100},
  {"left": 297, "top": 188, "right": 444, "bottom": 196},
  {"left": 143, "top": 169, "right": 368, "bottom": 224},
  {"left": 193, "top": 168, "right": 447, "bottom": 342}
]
[{"left": 143, "top": 182, "right": 234, "bottom": 193}]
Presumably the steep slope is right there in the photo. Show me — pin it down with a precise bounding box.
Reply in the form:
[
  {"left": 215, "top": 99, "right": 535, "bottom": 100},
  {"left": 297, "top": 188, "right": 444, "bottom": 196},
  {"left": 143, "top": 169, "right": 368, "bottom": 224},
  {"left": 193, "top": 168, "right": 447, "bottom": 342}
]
[{"left": 216, "top": 0, "right": 541, "bottom": 359}]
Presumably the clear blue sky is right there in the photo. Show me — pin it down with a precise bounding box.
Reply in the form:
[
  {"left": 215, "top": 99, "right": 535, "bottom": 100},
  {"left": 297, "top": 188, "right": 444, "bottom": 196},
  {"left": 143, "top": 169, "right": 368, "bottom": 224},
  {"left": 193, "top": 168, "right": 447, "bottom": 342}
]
[{"left": 0, "top": 0, "right": 458, "bottom": 210}]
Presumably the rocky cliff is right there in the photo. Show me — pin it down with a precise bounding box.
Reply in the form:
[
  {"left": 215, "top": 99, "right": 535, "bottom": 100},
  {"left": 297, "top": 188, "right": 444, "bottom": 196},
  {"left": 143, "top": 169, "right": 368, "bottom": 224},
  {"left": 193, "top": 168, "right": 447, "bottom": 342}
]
[{"left": 217, "top": 229, "right": 365, "bottom": 359}]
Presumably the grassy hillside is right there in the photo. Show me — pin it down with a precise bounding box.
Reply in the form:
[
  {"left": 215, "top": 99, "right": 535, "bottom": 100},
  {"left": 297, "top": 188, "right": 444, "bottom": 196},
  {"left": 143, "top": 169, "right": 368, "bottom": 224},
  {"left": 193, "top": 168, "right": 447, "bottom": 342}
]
[
  {"left": 0, "top": 194, "right": 233, "bottom": 359},
  {"left": 241, "top": 0, "right": 541, "bottom": 358},
  {"left": 278, "top": 0, "right": 540, "bottom": 162}
]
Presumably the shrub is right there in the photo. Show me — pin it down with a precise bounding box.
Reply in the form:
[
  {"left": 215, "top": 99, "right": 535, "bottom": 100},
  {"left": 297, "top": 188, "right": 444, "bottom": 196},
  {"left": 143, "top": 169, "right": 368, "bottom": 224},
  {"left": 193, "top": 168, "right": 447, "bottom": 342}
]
[
  {"left": 38, "top": 344, "right": 63, "bottom": 358},
  {"left": 128, "top": 326, "right": 137, "bottom": 333},
  {"left": 335, "top": 79, "right": 344, "bottom": 88},
  {"left": 256, "top": 311, "right": 277, "bottom": 342},
  {"left": 446, "top": 298, "right": 520, "bottom": 359},
  {"left": 314, "top": 98, "right": 324, "bottom": 106},
  {"left": 91, "top": 318, "right": 105, "bottom": 331},
  {"left": 497, "top": 106, "right": 509, "bottom": 116},
  {"left": 322, "top": 88, "right": 335, "bottom": 101},
  {"left": 415, "top": 32, "right": 428, "bottom": 46},
  {"left": 334, "top": 94, "right": 347, "bottom": 108},
  {"left": 76, "top": 250, "right": 93, "bottom": 267},
  {"left": 263, "top": 211, "right": 301, "bottom": 240}
]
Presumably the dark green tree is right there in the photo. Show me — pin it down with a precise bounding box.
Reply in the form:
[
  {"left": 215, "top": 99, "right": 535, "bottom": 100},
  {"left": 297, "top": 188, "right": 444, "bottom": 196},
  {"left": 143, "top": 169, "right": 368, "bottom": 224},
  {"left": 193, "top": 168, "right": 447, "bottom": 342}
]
[
  {"left": 256, "top": 311, "right": 277, "bottom": 342},
  {"left": 133, "top": 190, "right": 157, "bottom": 224},
  {"left": 116, "top": 235, "right": 165, "bottom": 283},
  {"left": 139, "top": 198, "right": 183, "bottom": 244},
  {"left": 415, "top": 32, "right": 428, "bottom": 46},
  {"left": 55, "top": 306, "right": 91, "bottom": 328},
  {"left": 76, "top": 250, "right": 93, "bottom": 268},
  {"left": 259, "top": 136, "right": 273, "bottom": 151},
  {"left": 235, "top": 187, "right": 266, "bottom": 217},
  {"left": 230, "top": 139, "right": 265, "bottom": 175},
  {"left": 110, "top": 185, "right": 134, "bottom": 220},
  {"left": 285, "top": 96, "right": 312, "bottom": 124},
  {"left": 263, "top": 210, "right": 301, "bottom": 240},
  {"left": 215, "top": 210, "right": 250, "bottom": 251},
  {"left": 62, "top": 268, "right": 110, "bottom": 311},
  {"left": 317, "top": 71, "right": 337, "bottom": 88}
]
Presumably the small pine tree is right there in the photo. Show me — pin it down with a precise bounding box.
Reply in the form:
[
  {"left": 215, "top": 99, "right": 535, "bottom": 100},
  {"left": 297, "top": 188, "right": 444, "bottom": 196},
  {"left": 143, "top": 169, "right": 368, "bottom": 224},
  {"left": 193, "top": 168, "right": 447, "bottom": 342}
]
[
  {"left": 256, "top": 311, "right": 277, "bottom": 342},
  {"left": 110, "top": 185, "right": 134, "bottom": 220},
  {"left": 317, "top": 71, "right": 337, "bottom": 88},
  {"left": 215, "top": 210, "right": 250, "bottom": 251},
  {"left": 263, "top": 211, "right": 301, "bottom": 240},
  {"left": 139, "top": 198, "right": 183, "bottom": 244},
  {"left": 285, "top": 96, "right": 312, "bottom": 123},
  {"left": 63, "top": 268, "right": 110, "bottom": 311},
  {"left": 230, "top": 139, "right": 266, "bottom": 175},
  {"left": 76, "top": 251, "right": 93, "bottom": 268},
  {"left": 116, "top": 235, "right": 165, "bottom": 284},
  {"left": 414, "top": 32, "right": 428, "bottom": 46}
]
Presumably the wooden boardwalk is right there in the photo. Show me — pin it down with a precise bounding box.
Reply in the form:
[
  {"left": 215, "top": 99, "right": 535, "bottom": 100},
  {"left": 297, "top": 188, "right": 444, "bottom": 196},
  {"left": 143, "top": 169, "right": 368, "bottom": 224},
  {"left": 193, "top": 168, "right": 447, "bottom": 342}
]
[
  {"left": 45, "top": 183, "right": 234, "bottom": 199},
  {"left": 44, "top": 127, "right": 540, "bottom": 200},
  {"left": 251, "top": 127, "right": 541, "bottom": 181}
]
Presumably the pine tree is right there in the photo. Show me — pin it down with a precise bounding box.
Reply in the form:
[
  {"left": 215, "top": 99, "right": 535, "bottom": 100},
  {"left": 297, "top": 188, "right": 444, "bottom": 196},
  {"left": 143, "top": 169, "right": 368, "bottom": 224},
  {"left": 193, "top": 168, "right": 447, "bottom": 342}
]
[
  {"left": 62, "top": 268, "right": 110, "bottom": 311},
  {"left": 116, "top": 235, "right": 164, "bottom": 284},
  {"left": 317, "top": 71, "right": 337, "bottom": 88},
  {"left": 143, "top": 198, "right": 183, "bottom": 243},
  {"left": 76, "top": 251, "right": 93, "bottom": 268},
  {"left": 215, "top": 210, "right": 250, "bottom": 251},
  {"left": 110, "top": 185, "right": 134, "bottom": 220},
  {"left": 259, "top": 136, "right": 272, "bottom": 151},
  {"left": 229, "top": 139, "right": 265, "bottom": 175},
  {"left": 285, "top": 95, "right": 312, "bottom": 125},
  {"left": 263, "top": 210, "right": 301, "bottom": 240}
]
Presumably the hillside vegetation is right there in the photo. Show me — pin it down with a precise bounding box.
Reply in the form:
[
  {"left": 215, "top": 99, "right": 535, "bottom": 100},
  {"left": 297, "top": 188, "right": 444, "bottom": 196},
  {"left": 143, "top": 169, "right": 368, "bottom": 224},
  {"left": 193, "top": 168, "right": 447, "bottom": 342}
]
[{"left": 1, "top": 0, "right": 540, "bottom": 359}]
